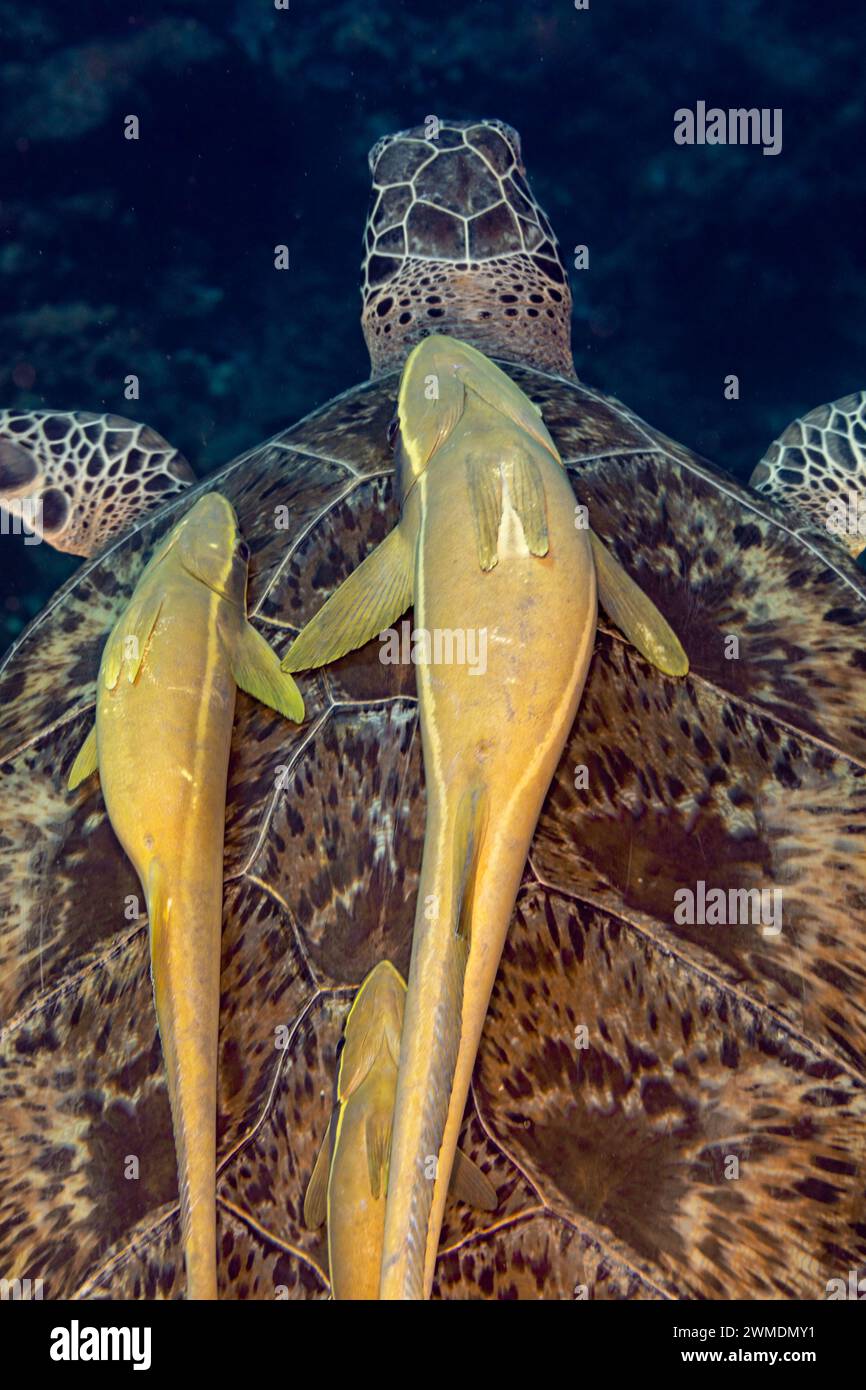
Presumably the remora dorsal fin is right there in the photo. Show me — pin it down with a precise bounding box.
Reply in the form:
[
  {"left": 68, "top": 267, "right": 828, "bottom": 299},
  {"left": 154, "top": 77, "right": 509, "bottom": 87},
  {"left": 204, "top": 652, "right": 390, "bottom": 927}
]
[
  {"left": 589, "top": 530, "right": 688, "bottom": 677},
  {"left": 282, "top": 523, "right": 414, "bottom": 673},
  {"left": 68, "top": 722, "right": 98, "bottom": 790},
  {"left": 230, "top": 621, "right": 305, "bottom": 722}
]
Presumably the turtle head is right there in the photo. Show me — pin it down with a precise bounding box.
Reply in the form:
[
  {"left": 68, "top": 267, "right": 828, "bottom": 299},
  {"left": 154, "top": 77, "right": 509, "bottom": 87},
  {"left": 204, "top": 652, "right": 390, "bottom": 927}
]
[{"left": 361, "top": 120, "right": 575, "bottom": 382}]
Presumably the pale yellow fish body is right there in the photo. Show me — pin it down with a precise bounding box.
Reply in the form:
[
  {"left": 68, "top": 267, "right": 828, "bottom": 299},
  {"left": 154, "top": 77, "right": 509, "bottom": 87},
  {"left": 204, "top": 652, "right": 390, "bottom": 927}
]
[
  {"left": 303, "top": 960, "right": 496, "bottom": 1300},
  {"left": 327, "top": 1065, "right": 399, "bottom": 1301},
  {"left": 283, "top": 334, "right": 687, "bottom": 1299},
  {"left": 69, "top": 493, "right": 303, "bottom": 1299},
  {"left": 380, "top": 340, "right": 596, "bottom": 1298},
  {"left": 313, "top": 961, "right": 404, "bottom": 1300}
]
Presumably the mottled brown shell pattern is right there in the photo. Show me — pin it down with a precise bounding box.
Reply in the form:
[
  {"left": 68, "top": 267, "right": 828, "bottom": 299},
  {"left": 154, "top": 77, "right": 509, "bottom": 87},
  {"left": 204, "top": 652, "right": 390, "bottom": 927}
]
[{"left": 1, "top": 364, "right": 865, "bottom": 1300}]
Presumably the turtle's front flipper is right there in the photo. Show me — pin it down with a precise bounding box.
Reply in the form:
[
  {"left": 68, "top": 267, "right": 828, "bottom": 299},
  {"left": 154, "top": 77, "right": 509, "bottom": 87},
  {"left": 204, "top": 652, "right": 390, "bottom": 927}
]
[
  {"left": 0, "top": 409, "right": 195, "bottom": 556},
  {"left": 750, "top": 391, "right": 866, "bottom": 558}
]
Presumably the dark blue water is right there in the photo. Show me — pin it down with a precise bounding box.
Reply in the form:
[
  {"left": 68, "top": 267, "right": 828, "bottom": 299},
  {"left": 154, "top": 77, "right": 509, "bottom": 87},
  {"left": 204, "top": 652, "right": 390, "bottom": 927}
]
[{"left": 1, "top": 0, "right": 864, "bottom": 647}]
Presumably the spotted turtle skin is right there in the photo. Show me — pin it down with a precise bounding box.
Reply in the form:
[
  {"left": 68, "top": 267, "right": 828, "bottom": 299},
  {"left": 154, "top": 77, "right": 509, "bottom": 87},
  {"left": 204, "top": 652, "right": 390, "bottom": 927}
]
[{"left": 1, "top": 362, "right": 865, "bottom": 1300}]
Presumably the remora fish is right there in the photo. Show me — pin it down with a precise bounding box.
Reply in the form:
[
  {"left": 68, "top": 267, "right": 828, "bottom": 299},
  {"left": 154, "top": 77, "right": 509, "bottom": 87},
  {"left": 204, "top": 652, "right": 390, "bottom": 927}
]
[
  {"left": 68, "top": 492, "right": 304, "bottom": 1299},
  {"left": 283, "top": 334, "right": 687, "bottom": 1298},
  {"left": 303, "top": 960, "right": 496, "bottom": 1300}
]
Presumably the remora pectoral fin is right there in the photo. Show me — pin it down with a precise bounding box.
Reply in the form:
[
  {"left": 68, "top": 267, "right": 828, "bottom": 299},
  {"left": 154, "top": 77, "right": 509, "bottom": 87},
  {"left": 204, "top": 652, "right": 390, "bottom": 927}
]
[
  {"left": 589, "top": 530, "right": 689, "bottom": 677},
  {"left": 281, "top": 523, "right": 414, "bottom": 673},
  {"left": 365, "top": 1120, "right": 495, "bottom": 1209},
  {"left": 304, "top": 1111, "right": 337, "bottom": 1229},
  {"left": 510, "top": 450, "right": 549, "bottom": 557},
  {"left": 449, "top": 1149, "right": 498, "bottom": 1211},
  {"left": 231, "top": 621, "right": 305, "bottom": 722},
  {"left": 102, "top": 590, "right": 163, "bottom": 690},
  {"left": 68, "top": 722, "right": 98, "bottom": 790},
  {"left": 466, "top": 447, "right": 549, "bottom": 572},
  {"left": 400, "top": 363, "right": 466, "bottom": 472},
  {"left": 466, "top": 454, "right": 503, "bottom": 571}
]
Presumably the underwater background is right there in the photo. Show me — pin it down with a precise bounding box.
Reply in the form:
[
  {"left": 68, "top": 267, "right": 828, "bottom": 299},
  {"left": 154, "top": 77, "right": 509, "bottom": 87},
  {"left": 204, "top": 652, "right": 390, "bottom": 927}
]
[{"left": 1, "top": 0, "right": 864, "bottom": 649}]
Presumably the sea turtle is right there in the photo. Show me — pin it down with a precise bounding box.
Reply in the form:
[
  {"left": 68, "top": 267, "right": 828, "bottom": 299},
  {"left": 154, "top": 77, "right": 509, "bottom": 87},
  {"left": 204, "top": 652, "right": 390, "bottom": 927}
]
[{"left": 2, "top": 118, "right": 865, "bottom": 1301}]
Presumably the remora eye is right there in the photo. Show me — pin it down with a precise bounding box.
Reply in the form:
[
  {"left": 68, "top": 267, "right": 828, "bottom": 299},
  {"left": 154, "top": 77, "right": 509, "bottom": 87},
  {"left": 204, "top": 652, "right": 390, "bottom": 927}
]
[
  {"left": 386, "top": 414, "right": 400, "bottom": 451},
  {"left": 237, "top": 540, "right": 250, "bottom": 563}
]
